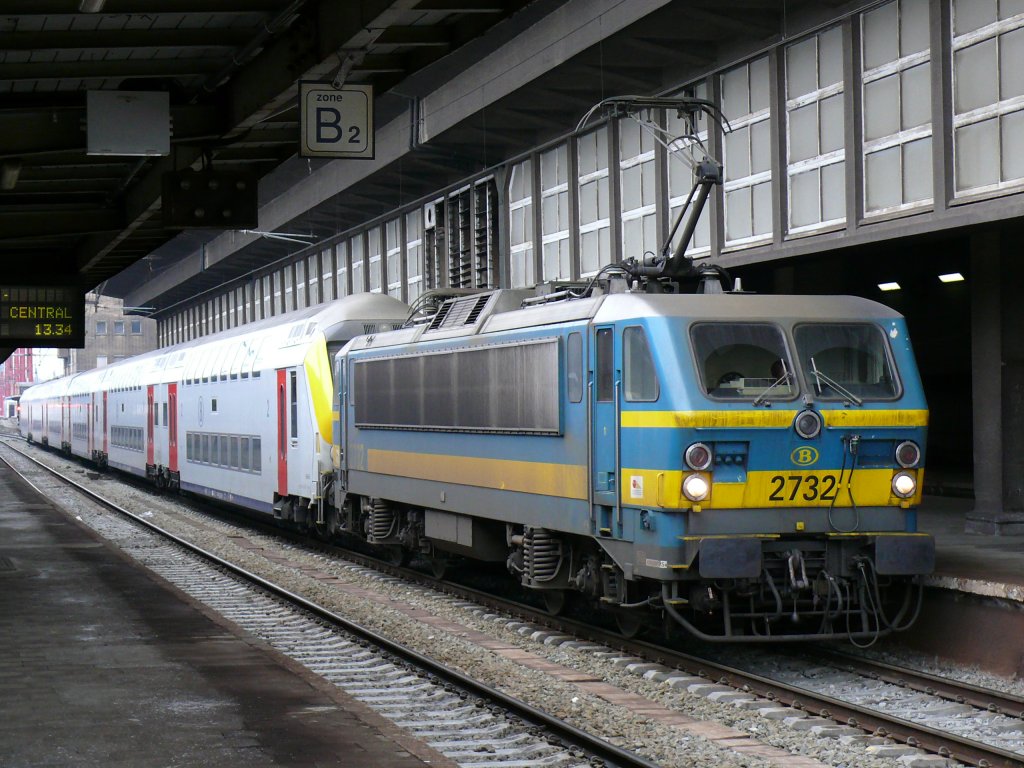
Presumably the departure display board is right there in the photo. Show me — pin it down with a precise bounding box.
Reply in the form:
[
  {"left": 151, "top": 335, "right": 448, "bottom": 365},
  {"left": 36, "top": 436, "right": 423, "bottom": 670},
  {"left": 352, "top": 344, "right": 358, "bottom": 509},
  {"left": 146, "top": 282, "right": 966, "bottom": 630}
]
[{"left": 0, "top": 286, "right": 84, "bottom": 347}]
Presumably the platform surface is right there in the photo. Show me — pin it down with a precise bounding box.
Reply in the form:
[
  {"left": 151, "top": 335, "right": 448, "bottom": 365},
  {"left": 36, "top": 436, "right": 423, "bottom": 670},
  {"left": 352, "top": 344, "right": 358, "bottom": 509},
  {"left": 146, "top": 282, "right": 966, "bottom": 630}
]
[
  {"left": 919, "top": 494, "right": 1024, "bottom": 598},
  {"left": 0, "top": 462, "right": 446, "bottom": 768}
]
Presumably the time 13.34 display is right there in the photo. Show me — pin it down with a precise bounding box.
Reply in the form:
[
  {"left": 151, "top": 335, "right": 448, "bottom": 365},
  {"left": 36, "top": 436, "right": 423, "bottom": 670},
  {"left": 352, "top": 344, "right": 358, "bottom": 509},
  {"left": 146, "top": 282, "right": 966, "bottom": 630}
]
[{"left": 0, "top": 286, "right": 85, "bottom": 348}]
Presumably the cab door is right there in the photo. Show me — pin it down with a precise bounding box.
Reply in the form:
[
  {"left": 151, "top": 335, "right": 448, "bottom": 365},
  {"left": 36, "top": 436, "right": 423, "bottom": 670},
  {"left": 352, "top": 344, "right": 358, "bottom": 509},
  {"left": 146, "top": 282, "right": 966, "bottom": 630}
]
[{"left": 591, "top": 325, "right": 620, "bottom": 535}]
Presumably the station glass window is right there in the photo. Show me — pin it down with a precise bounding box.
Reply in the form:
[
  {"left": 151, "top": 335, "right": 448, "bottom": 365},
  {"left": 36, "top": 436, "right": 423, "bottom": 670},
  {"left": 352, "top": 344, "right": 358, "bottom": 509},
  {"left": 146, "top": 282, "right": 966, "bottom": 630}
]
[
  {"left": 368, "top": 226, "right": 382, "bottom": 293},
  {"left": 578, "top": 126, "right": 611, "bottom": 277},
  {"left": 721, "top": 60, "right": 772, "bottom": 246},
  {"left": 786, "top": 27, "right": 846, "bottom": 232},
  {"left": 951, "top": 0, "right": 1024, "bottom": 195},
  {"left": 114, "top": 321, "right": 125, "bottom": 334},
  {"left": 351, "top": 233, "right": 365, "bottom": 294},
  {"left": 321, "top": 248, "right": 335, "bottom": 302},
  {"left": 541, "top": 144, "right": 571, "bottom": 281},
  {"left": 335, "top": 240, "right": 349, "bottom": 297},
  {"left": 667, "top": 81, "right": 712, "bottom": 256},
  {"left": 96, "top": 321, "right": 107, "bottom": 335},
  {"left": 619, "top": 117, "right": 657, "bottom": 262},
  {"left": 284, "top": 265, "right": 295, "bottom": 312},
  {"left": 386, "top": 218, "right": 402, "bottom": 299},
  {"left": 406, "top": 209, "right": 424, "bottom": 302},
  {"left": 296, "top": 259, "right": 306, "bottom": 308},
  {"left": 623, "top": 326, "right": 659, "bottom": 402},
  {"left": 508, "top": 159, "right": 535, "bottom": 288},
  {"left": 131, "top": 319, "right": 142, "bottom": 334},
  {"left": 862, "top": 0, "right": 932, "bottom": 214}
]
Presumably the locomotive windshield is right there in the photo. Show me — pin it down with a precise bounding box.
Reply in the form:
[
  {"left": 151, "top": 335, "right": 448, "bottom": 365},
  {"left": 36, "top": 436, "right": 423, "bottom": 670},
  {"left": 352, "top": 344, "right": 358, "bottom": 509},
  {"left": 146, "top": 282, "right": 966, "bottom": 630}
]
[
  {"left": 793, "top": 323, "right": 899, "bottom": 401},
  {"left": 691, "top": 323, "right": 797, "bottom": 400}
]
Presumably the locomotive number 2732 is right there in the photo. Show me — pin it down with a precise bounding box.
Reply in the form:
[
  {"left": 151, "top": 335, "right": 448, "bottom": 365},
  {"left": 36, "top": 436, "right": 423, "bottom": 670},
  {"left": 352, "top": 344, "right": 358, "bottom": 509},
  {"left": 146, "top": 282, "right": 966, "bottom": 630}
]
[{"left": 767, "top": 474, "right": 839, "bottom": 502}]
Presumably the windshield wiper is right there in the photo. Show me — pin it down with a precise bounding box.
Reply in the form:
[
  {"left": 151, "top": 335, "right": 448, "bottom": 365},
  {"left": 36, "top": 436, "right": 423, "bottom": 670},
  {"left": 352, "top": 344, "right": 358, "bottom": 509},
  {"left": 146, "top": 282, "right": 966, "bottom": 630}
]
[
  {"left": 809, "top": 356, "right": 862, "bottom": 406},
  {"left": 753, "top": 364, "right": 792, "bottom": 407}
]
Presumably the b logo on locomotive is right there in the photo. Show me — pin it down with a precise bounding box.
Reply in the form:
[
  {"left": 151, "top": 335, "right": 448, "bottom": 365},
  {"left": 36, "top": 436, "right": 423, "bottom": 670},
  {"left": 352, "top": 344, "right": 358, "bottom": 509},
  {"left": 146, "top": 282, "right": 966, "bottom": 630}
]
[{"left": 790, "top": 446, "right": 820, "bottom": 466}]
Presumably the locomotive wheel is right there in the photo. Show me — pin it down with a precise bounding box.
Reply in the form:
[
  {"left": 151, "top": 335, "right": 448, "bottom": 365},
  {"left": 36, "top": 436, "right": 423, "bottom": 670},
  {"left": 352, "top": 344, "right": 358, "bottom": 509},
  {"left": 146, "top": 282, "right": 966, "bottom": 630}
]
[
  {"left": 614, "top": 612, "right": 643, "bottom": 638},
  {"left": 542, "top": 590, "right": 567, "bottom": 616},
  {"left": 429, "top": 557, "right": 449, "bottom": 579},
  {"left": 384, "top": 545, "right": 409, "bottom": 567}
]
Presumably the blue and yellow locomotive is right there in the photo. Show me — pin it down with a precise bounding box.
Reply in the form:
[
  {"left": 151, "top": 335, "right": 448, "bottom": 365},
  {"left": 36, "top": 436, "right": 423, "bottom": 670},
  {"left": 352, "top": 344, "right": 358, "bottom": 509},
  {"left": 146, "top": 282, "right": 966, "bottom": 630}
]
[{"left": 332, "top": 279, "right": 934, "bottom": 642}]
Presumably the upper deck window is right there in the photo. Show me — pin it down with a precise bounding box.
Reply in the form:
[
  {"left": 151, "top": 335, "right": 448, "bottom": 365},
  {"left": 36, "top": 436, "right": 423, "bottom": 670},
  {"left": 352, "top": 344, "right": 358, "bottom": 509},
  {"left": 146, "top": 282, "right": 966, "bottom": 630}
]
[
  {"left": 794, "top": 323, "right": 899, "bottom": 401},
  {"left": 691, "top": 323, "right": 797, "bottom": 400}
]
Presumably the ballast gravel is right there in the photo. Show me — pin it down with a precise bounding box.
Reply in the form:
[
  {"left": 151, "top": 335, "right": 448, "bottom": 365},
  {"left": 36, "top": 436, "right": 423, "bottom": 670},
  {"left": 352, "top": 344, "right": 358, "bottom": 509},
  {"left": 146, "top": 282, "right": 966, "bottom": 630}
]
[{"left": 3, "top": 437, "right": 985, "bottom": 768}]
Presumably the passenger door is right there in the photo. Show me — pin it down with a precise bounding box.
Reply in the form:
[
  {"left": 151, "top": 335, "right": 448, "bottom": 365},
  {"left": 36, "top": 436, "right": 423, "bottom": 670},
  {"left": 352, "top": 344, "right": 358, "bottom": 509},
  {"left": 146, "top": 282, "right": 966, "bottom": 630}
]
[
  {"left": 168, "top": 384, "right": 178, "bottom": 473},
  {"left": 591, "top": 325, "right": 619, "bottom": 534},
  {"left": 276, "top": 368, "right": 288, "bottom": 497},
  {"left": 146, "top": 385, "right": 155, "bottom": 467}
]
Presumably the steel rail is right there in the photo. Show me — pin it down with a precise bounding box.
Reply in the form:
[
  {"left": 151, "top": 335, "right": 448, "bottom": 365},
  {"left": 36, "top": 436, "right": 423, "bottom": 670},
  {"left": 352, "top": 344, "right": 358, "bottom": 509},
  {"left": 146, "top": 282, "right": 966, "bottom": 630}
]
[{"left": 807, "top": 648, "right": 1024, "bottom": 719}]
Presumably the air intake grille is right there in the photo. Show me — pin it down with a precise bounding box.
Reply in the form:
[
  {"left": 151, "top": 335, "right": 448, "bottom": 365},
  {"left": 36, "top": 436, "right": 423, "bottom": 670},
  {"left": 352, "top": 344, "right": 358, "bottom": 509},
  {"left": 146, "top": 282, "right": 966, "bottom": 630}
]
[{"left": 427, "top": 294, "right": 490, "bottom": 331}]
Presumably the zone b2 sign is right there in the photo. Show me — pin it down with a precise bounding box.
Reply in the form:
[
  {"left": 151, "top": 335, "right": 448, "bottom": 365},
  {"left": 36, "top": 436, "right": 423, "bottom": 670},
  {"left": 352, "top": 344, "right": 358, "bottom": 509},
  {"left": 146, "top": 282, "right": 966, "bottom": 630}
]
[{"left": 299, "top": 82, "right": 374, "bottom": 159}]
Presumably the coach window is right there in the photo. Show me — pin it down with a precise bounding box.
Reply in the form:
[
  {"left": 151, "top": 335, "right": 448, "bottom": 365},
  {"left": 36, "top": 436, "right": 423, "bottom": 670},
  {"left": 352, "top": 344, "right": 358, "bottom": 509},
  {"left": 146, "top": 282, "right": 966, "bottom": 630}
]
[
  {"left": 596, "top": 327, "right": 614, "bottom": 401},
  {"left": 252, "top": 437, "right": 262, "bottom": 471},
  {"left": 240, "top": 437, "right": 250, "bottom": 470},
  {"left": 230, "top": 436, "right": 239, "bottom": 468},
  {"left": 623, "top": 327, "right": 659, "bottom": 402},
  {"left": 567, "top": 332, "right": 583, "bottom": 403},
  {"left": 162, "top": 403, "right": 168, "bottom": 426},
  {"left": 289, "top": 371, "right": 298, "bottom": 439},
  {"left": 201, "top": 434, "right": 210, "bottom": 463}
]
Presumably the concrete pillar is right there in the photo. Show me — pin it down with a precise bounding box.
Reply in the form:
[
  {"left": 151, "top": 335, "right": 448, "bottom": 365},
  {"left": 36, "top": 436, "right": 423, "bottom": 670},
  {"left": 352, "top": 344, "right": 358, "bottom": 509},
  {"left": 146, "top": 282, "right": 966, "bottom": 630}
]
[{"left": 966, "top": 230, "right": 1024, "bottom": 534}]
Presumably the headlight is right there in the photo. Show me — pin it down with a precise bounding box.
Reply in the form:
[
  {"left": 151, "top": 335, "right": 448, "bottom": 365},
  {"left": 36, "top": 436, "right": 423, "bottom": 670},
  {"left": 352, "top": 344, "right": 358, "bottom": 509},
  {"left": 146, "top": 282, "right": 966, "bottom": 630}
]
[
  {"left": 685, "top": 442, "right": 713, "bottom": 471},
  {"left": 794, "top": 409, "right": 822, "bottom": 439},
  {"left": 682, "top": 473, "right": 710, "bottom": 502},
  {"left": 895, "top": 440, "right": 921, "bottom": 468},
  {"left": 892, "top": 471, "right": 917, "bottom": 498}
]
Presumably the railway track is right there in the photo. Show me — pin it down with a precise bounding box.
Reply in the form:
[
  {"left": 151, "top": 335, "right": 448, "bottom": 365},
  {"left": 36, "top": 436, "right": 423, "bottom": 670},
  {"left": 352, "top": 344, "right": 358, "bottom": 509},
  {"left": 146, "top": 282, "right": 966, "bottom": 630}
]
[
  {"left": 0, "top": 440, "right": 662, "bottom": 768},
  {"left": 9, "top": 434, "right": 1024, "bottom": 768}
]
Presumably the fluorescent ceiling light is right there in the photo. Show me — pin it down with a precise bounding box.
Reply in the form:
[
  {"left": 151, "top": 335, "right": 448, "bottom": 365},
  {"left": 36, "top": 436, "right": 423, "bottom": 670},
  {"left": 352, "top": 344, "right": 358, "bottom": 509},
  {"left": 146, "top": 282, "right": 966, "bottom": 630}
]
[
  {"left": 79, "top": 0, "right": 106, "bottom": 12},
  {"left": 878, "top": 282, "right": 901, "bottom": 292},
  {"left": 939, "top": 272, "right": 965, "bottom": 283}
]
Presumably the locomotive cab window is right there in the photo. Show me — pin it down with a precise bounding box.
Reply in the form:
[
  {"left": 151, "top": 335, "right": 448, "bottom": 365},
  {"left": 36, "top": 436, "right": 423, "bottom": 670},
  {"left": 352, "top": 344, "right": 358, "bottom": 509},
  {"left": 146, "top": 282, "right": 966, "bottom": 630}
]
[
  {"left": 691, "top": 323, "right": 796, "bottom": 400},
  {"left": 623, "top": 326, "right": 659, "bottom": 402},
  {"left": 793, "top": 323, "right": 899, "bottom": 401}
]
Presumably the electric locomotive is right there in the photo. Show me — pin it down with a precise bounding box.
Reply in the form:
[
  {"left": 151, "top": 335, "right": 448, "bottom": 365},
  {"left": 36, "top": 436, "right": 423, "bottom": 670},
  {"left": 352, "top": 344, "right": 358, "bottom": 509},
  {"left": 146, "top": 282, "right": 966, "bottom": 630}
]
[{"left": 332, "top": 280, "right": 933, "bottom": 641}]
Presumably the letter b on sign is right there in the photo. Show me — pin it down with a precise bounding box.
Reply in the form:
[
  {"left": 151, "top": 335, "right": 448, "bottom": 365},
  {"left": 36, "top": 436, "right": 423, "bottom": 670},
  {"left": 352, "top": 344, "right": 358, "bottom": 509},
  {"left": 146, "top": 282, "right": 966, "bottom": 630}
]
[{"left": 300, "top": 82, "right": 374, "bottom": 159}]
